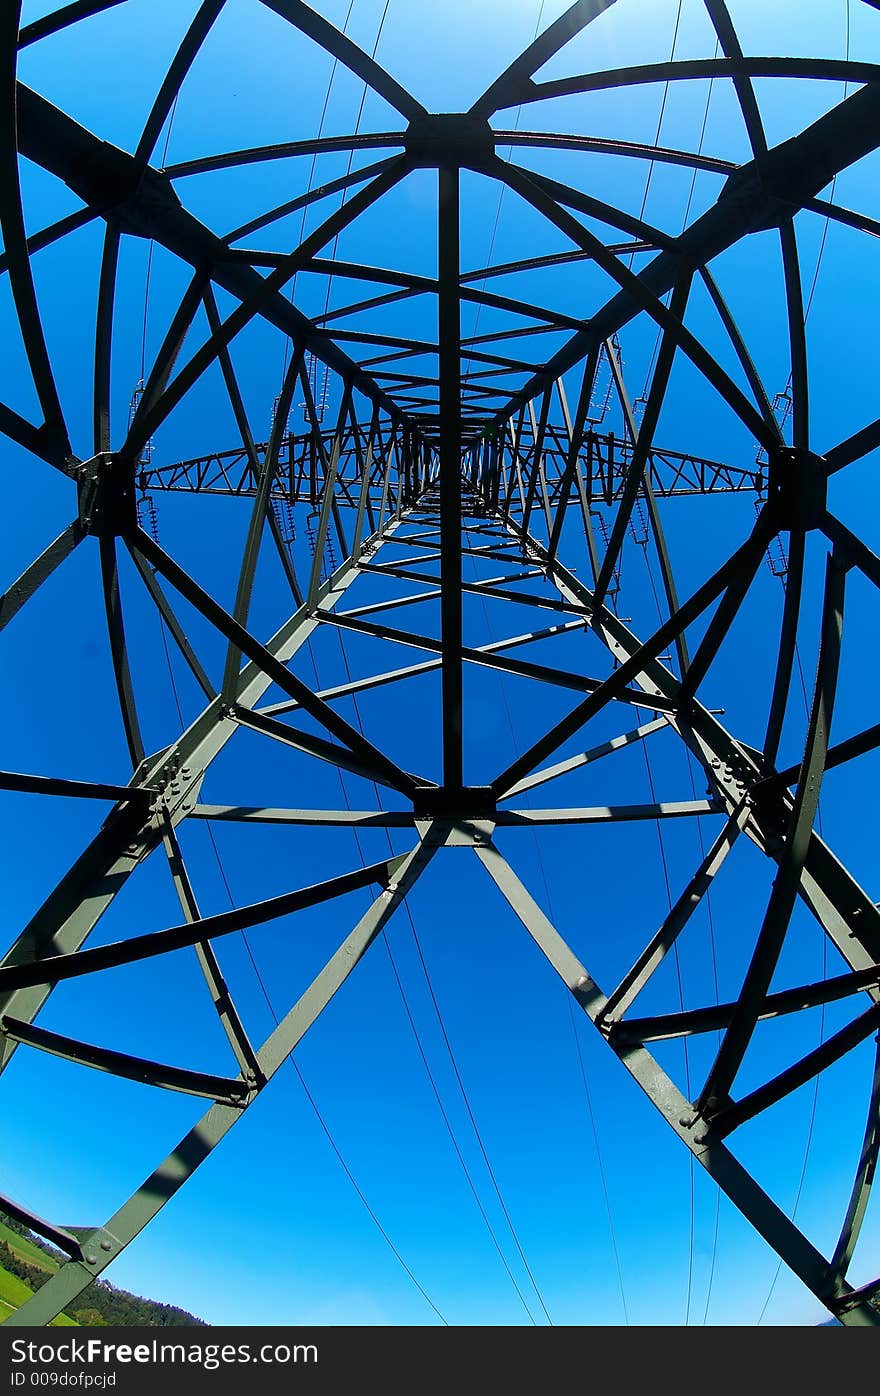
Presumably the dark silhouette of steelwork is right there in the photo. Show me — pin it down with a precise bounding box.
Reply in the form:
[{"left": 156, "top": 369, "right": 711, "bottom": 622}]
[{"left": 2, "top": 0, "right": 880, "bottom": 1326}]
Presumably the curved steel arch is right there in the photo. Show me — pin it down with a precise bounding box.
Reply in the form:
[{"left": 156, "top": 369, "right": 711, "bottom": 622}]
[{"left": 2, "top": 0, "right": 880, "bottom": 1327}]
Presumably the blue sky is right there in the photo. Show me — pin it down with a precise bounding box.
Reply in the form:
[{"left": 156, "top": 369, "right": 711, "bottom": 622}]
[{"left": 3, "top": 0, "right": 880, "bottom": 1327}]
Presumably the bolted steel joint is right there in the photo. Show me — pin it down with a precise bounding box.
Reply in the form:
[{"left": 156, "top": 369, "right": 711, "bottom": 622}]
[
  {"left": 405, "top": 112, "right": 495, "bottom": 169},
  {"left": 76, "top": 451, "right": 138, "bottom": 538},
  {"left": 766, "top": 446, "right": 828, "bottom": 533}
]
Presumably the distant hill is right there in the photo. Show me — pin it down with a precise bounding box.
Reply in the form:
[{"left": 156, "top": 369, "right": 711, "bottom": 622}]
[{"left": 0, "top": 1213, "right": 206, "bottom": 1327}]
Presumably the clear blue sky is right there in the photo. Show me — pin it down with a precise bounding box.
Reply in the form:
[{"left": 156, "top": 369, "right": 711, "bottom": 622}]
[{"left": 3, "top": 0, "right": 880, "bottom": 1327}]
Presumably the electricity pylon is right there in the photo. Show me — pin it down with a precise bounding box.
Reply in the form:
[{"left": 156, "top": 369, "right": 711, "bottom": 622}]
[{"left": 3, "top": 0, "right": 880, "bottom": 1326}]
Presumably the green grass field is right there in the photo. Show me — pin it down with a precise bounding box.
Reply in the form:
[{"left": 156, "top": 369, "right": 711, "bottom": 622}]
[
  {"left": 0, "top": 1216, "right": 199, "bottom": 1327},
  {"left": 0, "top": 1263, "right": 40, "bottom": 1310},
  {"left": 0, "top": 1220, "right": 58, "bottom": 1273},
  {"left": 0, "top": 1228, "right": 79, "bottom": 1327},
  {"left": 0, "top": 1261, "right": 76, "bottom": 1326}
]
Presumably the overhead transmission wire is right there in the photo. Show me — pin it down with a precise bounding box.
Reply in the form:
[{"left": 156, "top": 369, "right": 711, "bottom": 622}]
[
  {"left": 611, "top": 0, "right": 699, "bottom": 1326},
  {"left": 204, "top": 827, "right": 450, "bottom": 1325},
  {"left": 266, "top": 0, "right": 556, "bottom": 1323},
  {"left": 463, "top": 0, "right": 631, "bottom": 1319},
  {"left": 648, "top": 63, "right": 724, "bottom": 1327},
  {"left": 139, "top": 561, "right": 448, "bottom": 1316},
  {"left": 630, "top": 21, "right": 731, "bottom": 1328},
  {"left": 482, "top": 41, "right": 699, "bottom": 1311},
  {"left": 137, "top": 0, "right": 850, "bottom": 1332},
  {"left": 134, "top": 31, "right": 450, "bottom": 1331},
  {"left": 682, "top": 746, "right": 723, "bottom": 1326},
  {"left": 623, "top": 494, "right": 719, "bottom": 1327},
  {"left": 274, "top": 2, "right": 550, "bottom": 1321},
  {"left": 140, "top": 94, "right": 181, "bottom": 385},
  {"left": 449, "top": 0, "right": 662, "bottom": 1325},
  {"left": 754, "top": 647, "right": 828, "bottom": 1325},
  {"left": 755, "top": 1, "right": 849, "bottom": 1325},
  {"left": 232, "top": 0, "right": 545, "bottom": 1326},
  {"left": 632, "top": 0, "right": 849, "bottom": 1321},
  {"left": 150, "top": 588, "right": 450, "bottom": 1324},
  {"left": 620, "top": 5, "right": 737, "bottom": 1322},
  {"left": 144, "top": 523, "right": 450, "bottom": 1323},
  {"left": 633, "top": 0, "right": 850, "bottom": 1325},
  {"left": 235, "top": 0, "right": 449, "bottom": 1324},
  {"left": 278, "top": 0, "right": 357, "bottom": 386},
  {"left": 626, "top": 0, "right": 684, "bottom": 277},
  {"left": 279, "top": 0, "right": 394, "bottom": 404},
  {"left": 639, "top": 698, "right": 695, "bottom": 1327},
  {"left": 756, "top": 0, "right": 850, "bottom": 462},
  {"left": 317, "top": 624, "right": 553, "bottom": 1324},
  {"left": 625, "top": 513, "right": 698, "bottom": 1325},
  {"left": 753, "top": 513, "right": 832, "bottom": 1322},
  {"left": 281, "top": 0, "right": 390, "bottom": 555},
  {"left": 639, "top": 34, "right": 720, "bottom": 394},
  {"left": 134, "top": 93, "right": 182, "bottom": 534},
  {"left": 464, "top": 522, "right": 630, "bottom": 1324},
  {"left": 800, "top": 0, "right": 851, "bottom": 327},
  {"left": 277, "top": 594, "right": 547, "bottom": 1319},
  {"left": 138, "top": 95, "right": 184, "bottom": 669},
  {"left": 310, "top": 0, "right": 391, "bottom": 356},
  {"left": 462, "top": 0, "right": 547, "bottom": 384},
  {"left": 614, "top": 497, "right": 702, "bottom": 1325},
  {"left": 446, "top": 0, "right": 639, "bottom": 1297}
]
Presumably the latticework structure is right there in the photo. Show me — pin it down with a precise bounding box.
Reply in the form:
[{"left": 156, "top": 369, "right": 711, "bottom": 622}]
[{"left": 3, "top": 0, "right": 880, "bottom": 1326}]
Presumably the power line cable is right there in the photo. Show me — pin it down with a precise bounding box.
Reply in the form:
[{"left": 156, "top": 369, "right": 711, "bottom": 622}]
[
  {"left": 206, "top": 839, "right": 451, "bottom": 1326},
  {"left": 141, "top": 95, "right": 181, "bottom": 382},
  {"left": 635, "top": 5, "right": 850, "bottom": 1321},
  {"left": 314, "top": 1, "right": 393, "bottom": 336},
  {"left": 142, "top": 518, "right": 450, "bottom": 1325},
  {"left": 802, "top": 0, "right": 850, "bottom": 329},
  {"left": 616, "top": 9, "right": 725, "bottom": 1315},
  {"left": 279, "top": 0, "right": 358, "bottom": 383},
  {"left": 463, "top": 0, "right": 547, "bottom": 384},
  {"left": 682, "top": 746, "right": 723, "bottom": 1325},
  {"left": 268, "top": 0, "right": 559, "bottom": 1305},
  {"left": 755, "top": 639, "right": 830, "bottom": 1324},
  {"left": 323, "top": 620, "right": 554, "bottom": 1324},
  {"left": 626, "top": 508, "right": 704, "bottom": 1324},
  {"left": 393, "top": 885, "right": 556, "bottom": 1325},
  {"left": 463, "top": 521, "right": 629, "bottom": 1324},
  {"left": 286, "top": 628, "right": 545, "bottom": 1323},
  {"left": 754, "top": 3, "right": 851, "bottom": 1307},
  {"left": 640, "top": 36, "right": 719, "bottom": 396},
  {"left": 188, "top": 0, "right": 544, "bottom": 1326},
  {"left": 639, "top": 731, "right": 695, "bottom": 1324},
  {"left": 627, "top": 0, "right": 684, "bottom": 276},
  {"left": 261, "top": 0, "right": 552, "bottom": 1315},
  {"left": 153, "top": 623, "right": 450, "bottom": 1320}
]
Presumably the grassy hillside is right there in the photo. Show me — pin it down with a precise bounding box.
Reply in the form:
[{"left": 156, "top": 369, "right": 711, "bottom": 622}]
[
  {"left": 0, "top": 1262, "right": 77, "bottom": 1326},
  {"left": 0, "top": 1219, "right": 62, "bottom": 1271},
  {"left": 0, "top": 1213, "right": 204, "bottom": 1327}
]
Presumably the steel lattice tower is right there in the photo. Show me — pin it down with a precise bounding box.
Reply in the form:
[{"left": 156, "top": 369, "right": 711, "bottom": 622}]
[{"left": 3, "top": 0, "right": 880, "bottom": 1327}]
